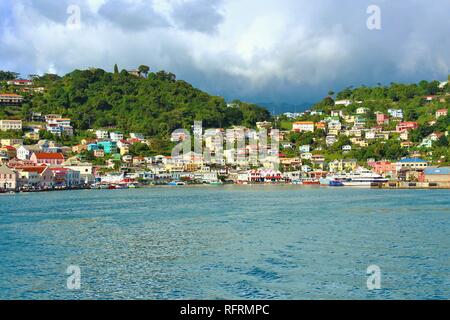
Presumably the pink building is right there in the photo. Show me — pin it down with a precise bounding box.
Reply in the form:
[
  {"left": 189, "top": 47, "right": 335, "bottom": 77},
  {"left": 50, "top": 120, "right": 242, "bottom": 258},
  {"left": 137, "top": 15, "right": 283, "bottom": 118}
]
[
  {"left": 368, "top": 161, "right": 397, "bottom": 176},
  {"left": 376, "top": 114, "right": 389, "bottom": 125},
  {"left": 396, "top": 122, "right": 418, "bottom": 132},
  {"left": 30, "top": 152, "right": 65, "bottom": 165}
]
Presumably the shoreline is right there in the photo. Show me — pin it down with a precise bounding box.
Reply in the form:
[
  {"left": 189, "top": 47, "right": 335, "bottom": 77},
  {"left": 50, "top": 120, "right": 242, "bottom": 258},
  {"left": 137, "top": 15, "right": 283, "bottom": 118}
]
[{"left": 2, "top": 182, "right": 450, "bottom": 195}]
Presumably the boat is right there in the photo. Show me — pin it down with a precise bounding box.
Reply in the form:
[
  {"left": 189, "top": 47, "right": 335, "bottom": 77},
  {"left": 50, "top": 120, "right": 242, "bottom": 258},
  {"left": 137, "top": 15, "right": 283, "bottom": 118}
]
[
  {"left": 168, "top": 181, "right": 186, "bottom": 186},
  {"left": 209, "top": 181, "right": 224, "bottom": 185},
  {"left": 329, "top": 180, "right": 344, "bottom": 187},
  {"left": 291, "top": 180, "right": 302, "bottom": 185},
  {"left": 325, "top": 168, "right": 388, "bottom": 187},
  {"left": 301, "top": 179, "right": 320, "bottom": 185}
]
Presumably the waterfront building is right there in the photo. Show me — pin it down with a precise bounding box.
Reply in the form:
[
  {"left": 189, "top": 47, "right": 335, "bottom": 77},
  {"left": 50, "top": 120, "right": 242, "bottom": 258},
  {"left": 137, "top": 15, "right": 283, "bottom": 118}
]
[
  {"left": 48, "top": 168, "right": 81, "bottom": 187},
  {"left": 368, "top": 161, "right": 396, "bottom": 177},
  {"left": 423, "top": 167, "right": 450, "bottom": 183},
  {"left": 0, "top": 164, "right": 18, "bottom": 190},
  {"left": 396, "top": 158, "right": 428, "bottom": 171}
]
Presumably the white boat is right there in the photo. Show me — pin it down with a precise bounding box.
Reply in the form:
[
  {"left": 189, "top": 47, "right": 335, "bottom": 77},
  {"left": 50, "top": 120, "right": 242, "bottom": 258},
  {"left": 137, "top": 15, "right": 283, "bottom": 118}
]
[{"left": 325, "top": 168, "right": 388, "bottom": 187}]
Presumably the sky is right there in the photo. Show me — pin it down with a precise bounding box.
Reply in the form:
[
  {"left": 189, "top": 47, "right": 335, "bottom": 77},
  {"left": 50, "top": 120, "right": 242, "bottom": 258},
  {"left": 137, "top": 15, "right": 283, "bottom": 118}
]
[{"left": 1, "top": 0, "right": 450, "bottom": 110}]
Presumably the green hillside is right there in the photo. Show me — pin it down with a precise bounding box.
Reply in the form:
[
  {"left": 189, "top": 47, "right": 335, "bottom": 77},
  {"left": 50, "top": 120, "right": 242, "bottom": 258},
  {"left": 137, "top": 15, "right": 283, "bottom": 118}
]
[{"left": 16, "top": 67, "right": 270, "bottom": 136}]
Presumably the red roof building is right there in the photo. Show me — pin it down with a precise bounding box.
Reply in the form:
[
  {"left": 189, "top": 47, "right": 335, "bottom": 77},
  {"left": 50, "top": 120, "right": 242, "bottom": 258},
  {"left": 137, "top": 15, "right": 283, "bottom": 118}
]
[
  {"left": 30, "top": 152, "right": 65, "bottom": 165},
  {"left": 396, "top": 122, "right": 418, "bottom": 132}
]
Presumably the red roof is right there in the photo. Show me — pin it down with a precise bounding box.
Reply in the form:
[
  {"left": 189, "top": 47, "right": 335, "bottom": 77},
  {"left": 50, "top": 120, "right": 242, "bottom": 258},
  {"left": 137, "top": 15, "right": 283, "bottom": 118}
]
[
  {"left": 34, "top": 152, "right": 64, "bottom": 160},
  {"left": 0, "top": 93, "right": 22, "bottom": 97},
  {"left": 17, "top": 166, "right": 47, "bottom": 174},
  {"left": 3, "top": 146, "right": 16, "bottom": 150}
]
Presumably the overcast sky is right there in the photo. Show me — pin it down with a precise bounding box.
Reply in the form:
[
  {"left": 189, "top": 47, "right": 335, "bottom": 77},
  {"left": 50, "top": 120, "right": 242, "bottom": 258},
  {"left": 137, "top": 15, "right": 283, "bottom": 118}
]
[{"left": 1, "top": 0, "right": 450, "bottom": 108}]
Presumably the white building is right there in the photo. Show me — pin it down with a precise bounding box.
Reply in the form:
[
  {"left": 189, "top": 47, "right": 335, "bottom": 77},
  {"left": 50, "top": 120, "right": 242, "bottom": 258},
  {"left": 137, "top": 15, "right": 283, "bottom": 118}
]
[
  {"left": 292, "top": 122, "right": 314, "bottom": 132},
  {"left": 388, "top": 109, "right": 404, "bottom": 119},
  {"left": 334, "top": 100, "right": 352, "bottom": 107},
  {"left": 130, "top": 133, "right": 145, "bottom": 140},
  {"left": 0, "top": 120, "right": 22, "bottom": 131},
  {"left": 96, "top": 130, "right": 109, "bottom": 139},
  {"left": 110, "top": 132, "right": 124, "bottom": 142},
  {"left": 16, "top": 145, "right": 41, "bottom": 160}
]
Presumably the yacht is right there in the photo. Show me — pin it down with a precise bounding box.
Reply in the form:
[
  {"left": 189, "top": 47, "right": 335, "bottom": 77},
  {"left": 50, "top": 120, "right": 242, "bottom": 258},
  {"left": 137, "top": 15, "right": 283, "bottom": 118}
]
[{"left": 323, "top": 168, "right": 388, "bottom": 187}]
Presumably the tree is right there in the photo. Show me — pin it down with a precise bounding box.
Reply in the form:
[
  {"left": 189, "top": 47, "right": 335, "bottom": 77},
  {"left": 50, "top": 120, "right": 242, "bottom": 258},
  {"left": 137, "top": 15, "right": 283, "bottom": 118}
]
[
  {"left": 138, "top": 65, "right": 150, "bottom": 78},
  {"left": 114, "top": 64, "right": 119, "bottom": 74},
  {"left": 0, "top": 70, "right": 19, "bottom": 81}
]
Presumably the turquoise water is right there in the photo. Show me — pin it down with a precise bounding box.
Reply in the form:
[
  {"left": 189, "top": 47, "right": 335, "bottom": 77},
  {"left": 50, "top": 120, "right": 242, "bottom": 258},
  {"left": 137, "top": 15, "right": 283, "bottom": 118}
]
[{"left": 0, "top": 186, "right": 449, "bottom": 300}]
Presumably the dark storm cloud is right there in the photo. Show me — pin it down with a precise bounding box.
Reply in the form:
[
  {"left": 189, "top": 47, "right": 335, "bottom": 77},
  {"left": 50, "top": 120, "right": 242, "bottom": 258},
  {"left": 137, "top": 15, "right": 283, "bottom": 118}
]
[
  {"left": 98, "top": 0, "right": 170, "bottom": 30},
  {"left": 171, "top": 0, "right": 224, "bottom": 33}
]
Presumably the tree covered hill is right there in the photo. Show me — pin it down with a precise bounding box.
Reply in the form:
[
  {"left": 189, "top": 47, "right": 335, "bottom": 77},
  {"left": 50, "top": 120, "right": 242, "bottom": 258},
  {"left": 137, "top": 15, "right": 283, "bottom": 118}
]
[{"left": 22, "top": 67, "right": 271, "bottom": 136}]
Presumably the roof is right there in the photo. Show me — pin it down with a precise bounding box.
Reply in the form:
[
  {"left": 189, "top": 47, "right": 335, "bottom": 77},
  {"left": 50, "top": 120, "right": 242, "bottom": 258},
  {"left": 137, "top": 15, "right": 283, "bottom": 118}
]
[
  {"left": 424, "top": 167, "right": 450, "bottom": 175},
  {"left": 0, "top": 93, "right": 23, "bottom": 97},
  {"left": 398, "top": 158, "right": 427, "bottom": 163},
  {"left": 16, "top": 166, "right": 47, "bottom": 174},
  {"left": 294, "top": 121, "right": 314, "bottom": 124},
  {"left": 33, "top": 152, "right": 64, "bottom": 160}
]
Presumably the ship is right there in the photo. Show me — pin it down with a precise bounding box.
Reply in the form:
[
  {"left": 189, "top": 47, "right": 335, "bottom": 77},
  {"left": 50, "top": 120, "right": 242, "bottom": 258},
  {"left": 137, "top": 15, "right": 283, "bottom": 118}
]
[{"left": 321, "top": 168, "right": 388, "bottom": 187}]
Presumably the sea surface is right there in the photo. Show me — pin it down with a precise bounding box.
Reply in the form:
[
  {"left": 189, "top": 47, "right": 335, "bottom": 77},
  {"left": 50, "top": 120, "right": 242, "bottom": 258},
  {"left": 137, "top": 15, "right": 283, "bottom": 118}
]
[{"left": 0, "top": 186, "right": 449, "bottom": 300}]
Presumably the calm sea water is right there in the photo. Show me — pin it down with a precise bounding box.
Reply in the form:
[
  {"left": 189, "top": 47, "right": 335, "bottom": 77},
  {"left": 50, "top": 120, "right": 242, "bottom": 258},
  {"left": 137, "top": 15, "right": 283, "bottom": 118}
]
[{"left": 0, "top": 186, "right": 449, "bottom": 300}]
